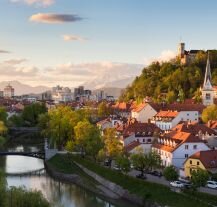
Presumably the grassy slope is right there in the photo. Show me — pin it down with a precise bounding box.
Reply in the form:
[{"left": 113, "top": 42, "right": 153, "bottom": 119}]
[{"left": 70, "top": 155, "right": 217, "bottom": 207}]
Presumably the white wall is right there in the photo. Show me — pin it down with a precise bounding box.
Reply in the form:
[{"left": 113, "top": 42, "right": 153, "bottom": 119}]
[
  {"left": 172, "top": 142, "right": 210, "bottom": 168},
  {"left": 132, "top": 104, "right": 157, "bottom": 123}
]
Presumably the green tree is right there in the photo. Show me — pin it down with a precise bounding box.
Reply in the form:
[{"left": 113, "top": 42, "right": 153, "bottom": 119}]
[
  {"left": 130, "top": 150, "right": 161, "bottom": 176},
  {"left": 8, "top": 187, "right": 50, "bottom": 207},
  {"left": 166, "top": 91, "right": 176, "bottom": 104},
  {"left": 115, "top": 155, "right": 131, "bottom": 174},
  {"left": 0, "top": 107, "right": 7, "bottom": 124},
  {"left": 8, "top": 114, "right": 24, "bottom": 127},
  {"left": 194, "top": 88, "right": 202, "bottom": 103},
  {"left": 98, "top": 102, "right": 110, "bottom": 118},
  {"left": 191, "top": 169, "right": 209, "bottom": 188},
  {"left": 0, "top": 171, "right": 7, "bottom": 207},
  {"left": 74, "top": 120, "right": 103, "bottom": 160},
  {"left": 103, "top": 128, "right": 123, "bottom": 161},
  {"left": 163, "top": 166, "right": 178, "bottom": 181},
  {"left": 202, "top": 105, "right": 217, "bottom": 123},
  {"left": 22, "top": 103, "right": 47, "bottom": 126}
]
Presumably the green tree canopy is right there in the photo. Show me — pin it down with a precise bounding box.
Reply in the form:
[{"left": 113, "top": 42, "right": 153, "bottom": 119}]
[
  {"left": 191, "top": 169, "right": 209, "bottom": 188},
  {"left": 201, "top": 105, "right": 217, "bottom": 123},
  {"left": 163, "top": 166, "right": 178, "bottom": 181}
]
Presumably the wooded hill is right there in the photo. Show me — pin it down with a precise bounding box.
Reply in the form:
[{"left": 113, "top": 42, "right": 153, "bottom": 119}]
[{"left": 120, "top": 50, "right": 217, "bottom": 103}]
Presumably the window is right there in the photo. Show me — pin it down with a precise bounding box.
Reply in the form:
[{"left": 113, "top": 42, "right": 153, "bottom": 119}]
[
  {"left": 185, "top": 145, "right": 189, "bottom": 150},
  {"left": 187, "top": 113, "right": 189, "bottom": 116},
  {"left": 193, "top": 145, "right": 197, "bottom": 150},
  {"left": 147, "top": 139, "right": 151, "bottom": 143},
  {"left": 206, "top": 93, "right": 211, "bottom": 100},
  {"left": 185, "top": 154, "right": 189, "bottom": 158},
  {"left": 190, "top": 160, "right": 192, "bottom": 164},
  {"left": 143, "top": 139, "right": 145, "bottom": 143},
  {"left": 197, "top": 161, "right": 200, "bottom": 165}
]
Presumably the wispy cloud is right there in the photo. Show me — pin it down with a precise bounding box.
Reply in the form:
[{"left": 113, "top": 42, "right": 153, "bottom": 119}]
[
  {"left": 4, "top": 59, "right": 27, "bottom": 65},
  {"left": 10, "top": 0, "right": 54, "bottom": 7},
  {"left": 30, "top": 13, "right": 83, "bottom": 24},
  {"left": 63, "top": 35, "right": 88, "bottom": 42},
  {"left": 143, "top": 50, "right": 176, "bottom": 65},
  {"left": 0, "top": 50, "right": 10, "bottom": 54}
]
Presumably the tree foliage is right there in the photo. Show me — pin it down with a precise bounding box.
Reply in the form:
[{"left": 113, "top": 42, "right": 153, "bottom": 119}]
[
  {"left": 22, "top": 103, "right": 47, "bottom": 126},
  {"left": 115, "top": 155, "right": 131, "bottom": 174},
  {"left": 130, "top": 150, "right": 161, "bottom": 176},
  {"left": 102, "top": 128, "right": 123, "bottom": 160},
  {"left": 201, "top": 105, "right": 217, "bottom": 123},
  {"left": 120, "top": 51, "right": 217, "bottom": 102},
  {"left": 163, "top": 166, "right": 178, "bottom": 181},
  {"left": 191, "top": 169, "right": 209, "bottom": 188}
]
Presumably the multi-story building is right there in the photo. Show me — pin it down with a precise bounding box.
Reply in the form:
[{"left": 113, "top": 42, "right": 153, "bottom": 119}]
[
  {"left": 4, "top": 84, "right": 15, "bottom": 98},
  {"left": 51, "top": 85, "right": 72, "bottom": 103},
  {"left": 152, "top": 131, "right": 210, "bottom": 168}
]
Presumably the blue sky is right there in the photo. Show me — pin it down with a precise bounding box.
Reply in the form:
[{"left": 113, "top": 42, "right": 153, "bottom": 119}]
[{"left": 0, "top": 0, "right": 217, "bottom": 87}]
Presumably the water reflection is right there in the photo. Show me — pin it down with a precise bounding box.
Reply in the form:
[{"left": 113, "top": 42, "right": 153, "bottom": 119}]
[{"left": 0, "top": 145, "right": 136, "bottom": 207}]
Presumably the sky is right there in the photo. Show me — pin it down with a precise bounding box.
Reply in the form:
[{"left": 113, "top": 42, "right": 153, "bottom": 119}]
[{"left": 0, "top": 0, "right": 217, "bottom": 88}]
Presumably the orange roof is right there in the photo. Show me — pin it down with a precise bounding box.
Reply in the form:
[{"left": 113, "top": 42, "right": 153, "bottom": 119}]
[
  {"left": 155, "top": 110, "right": 179, "bottom": 118},
  {"left": 189, "top": 150, "right": 217, "bottom": 169},
  {"left": 132, "top": 103, "right": 146, "bottom": 112},
  {"left": 124, "top": 141, "right": 141, "bottom": 152},
  {"left": 152, "top": 143, "right": 175, "bottom": 153}
]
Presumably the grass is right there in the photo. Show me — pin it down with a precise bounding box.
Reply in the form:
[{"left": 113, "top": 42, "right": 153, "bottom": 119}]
[
  {"left": 70, "top": 155, "right": 217, "bottom": 207},
  {"left": 47, "top": 154, "right": 99, "bottom": 186}
]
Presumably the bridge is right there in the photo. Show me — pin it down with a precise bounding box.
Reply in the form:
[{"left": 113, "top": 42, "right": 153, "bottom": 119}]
[
  {"left": 0, "top": 151, "right": 45, "bottom": 160},
  {"left": 6, "top": 168, "right": 45, "bottom": 177}
]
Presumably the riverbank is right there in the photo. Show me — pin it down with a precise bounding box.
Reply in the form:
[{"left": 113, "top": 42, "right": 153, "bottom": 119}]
[
  {"left": 45, "top": 154, "right": 139, "bottom": 207},
  {"left": 48, "top": 154, "right": 217, "bottom": 207}
]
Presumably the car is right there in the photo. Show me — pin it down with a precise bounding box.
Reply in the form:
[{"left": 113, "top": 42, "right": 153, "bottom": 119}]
[
  {"left": 104, "top": 160, "right": 111, "bottom": 167},
  {"left": 207, "top": 181, "right": 217, "bottom": 189},
  {"left": 113, "top": 165, "right": 121, "bottom": 171},
  {"left": 170, "top": 181, "right": 184, "bottom": 188},
  {"left": 136, "top": 173, "right": 147, "bottom": 180},
  {"left": 150, "top": 171, "right": 162, "bottom": 177}
]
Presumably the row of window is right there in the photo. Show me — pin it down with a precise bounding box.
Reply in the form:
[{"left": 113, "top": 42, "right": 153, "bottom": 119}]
[{"left": 185, "top": 145, "right": 197, "bottom": 150}]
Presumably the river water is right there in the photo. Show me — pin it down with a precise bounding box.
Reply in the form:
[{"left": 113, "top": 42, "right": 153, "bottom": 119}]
[{"left": 0, "top": 145, "right": 135, "bottom": 207}]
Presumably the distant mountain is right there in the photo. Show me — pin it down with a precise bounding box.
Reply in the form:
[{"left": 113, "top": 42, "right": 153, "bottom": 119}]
[
  {"left": 93, "top": 87, "right": 124, "bottom": 98},
  {"left": 0, "top": 81, "right": 50, "bottom": 95},
  {"left": 84, "top": 77, "right": 136, "bottom": 90}
]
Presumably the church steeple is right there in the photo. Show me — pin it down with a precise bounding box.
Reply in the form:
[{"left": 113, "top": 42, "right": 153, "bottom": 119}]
[
  {"left": 202, "top": 53, "right": 214, "bottom": 106},
  {"left": 203, "top": 53, "right": 213, "bottom": 90}
]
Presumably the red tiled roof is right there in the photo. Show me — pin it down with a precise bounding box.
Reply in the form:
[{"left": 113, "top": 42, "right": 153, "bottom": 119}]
[
  {"left": 189, "top": 150, "right": 217, "bottom": 169},
  {"left": 124, "top": 141, "right": 141, "bottom": 152},
  {"left": 132, "top": 103, "right": 146, "bottom": 112},
  {"left": 155, "top": 110, "right": 179, "bottom": 118},
  {"left": 123, "top": 122, "right": 161, "bottom": 138},
  {"left": 152, "top": 143, "right": 175, "bottom": 152},
  {"left": 172, "top": 122, "right": 216, "bottom": 136}
]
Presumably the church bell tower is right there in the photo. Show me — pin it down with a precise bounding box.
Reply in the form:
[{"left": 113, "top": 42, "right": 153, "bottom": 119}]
[{"left": 202, "top": 54, "right": 214, "bottom": 106}]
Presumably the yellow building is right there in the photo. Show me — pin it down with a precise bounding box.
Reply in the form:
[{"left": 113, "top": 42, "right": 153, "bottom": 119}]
[{"left": 184, "top": 150, "right": 217, "bottom": 178}]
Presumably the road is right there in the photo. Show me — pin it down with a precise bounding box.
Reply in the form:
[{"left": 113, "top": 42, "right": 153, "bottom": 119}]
[{"left": 127, "top": 169, "right": 217, "bottom": 196}]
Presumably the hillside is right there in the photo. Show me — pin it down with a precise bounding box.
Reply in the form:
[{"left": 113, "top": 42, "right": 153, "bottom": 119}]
[{"left": 120, "top": 50, "right": 217, "bottom": 103}]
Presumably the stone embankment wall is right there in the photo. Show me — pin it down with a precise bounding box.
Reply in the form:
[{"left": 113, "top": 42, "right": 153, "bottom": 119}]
[{"left": 75, "top": 162, "right": 159, "bottom": 207}]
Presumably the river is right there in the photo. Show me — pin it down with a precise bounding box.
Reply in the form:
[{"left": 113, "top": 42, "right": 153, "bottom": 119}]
[{"left": 0, "top": 145, "right": 136, "bottom": 207}]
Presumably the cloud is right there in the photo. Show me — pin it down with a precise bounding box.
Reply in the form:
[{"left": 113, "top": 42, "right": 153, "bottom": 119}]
[
  {"left": 0, "top": 50, "right": 10, "bottom": 54},
  {"left": 4, "top": 59, "right": 27, "bottom": 65},
  {"left": 30, "top": 13, "right": 83, "bottom": 24},
  {"left": 144, "top": 50, "right": 176, "bottom": 65},
  {"left": 63, "top": 35, "right": 88, "bottom": 42},
  {"left": 10, "top": 0, "right": 54, "bottom": 7}
]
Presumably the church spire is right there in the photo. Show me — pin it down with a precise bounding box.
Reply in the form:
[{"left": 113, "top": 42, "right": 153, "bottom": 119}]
[{"left": 203, "top": 52, "right": 213, "bottom": 90}]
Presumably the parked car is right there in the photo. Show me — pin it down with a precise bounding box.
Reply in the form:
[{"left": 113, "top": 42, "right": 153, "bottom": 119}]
[
  {"left": 170, "top": 181, "right": 184, "bottom": 188},
  {"left": 207, "top": 181, "right": 217, "bottom": 189},
  {"left": 136, "top": 173, "right": 147, "bottom": 180},
  {"left": 150, "top": 171, "right": 162, "bottom": 177},
  {"left": 104, "top": 160, "right": 111, "bottom": 167},
  {"left": 113, "top": 165, "right": 121, "bottom": 171}
]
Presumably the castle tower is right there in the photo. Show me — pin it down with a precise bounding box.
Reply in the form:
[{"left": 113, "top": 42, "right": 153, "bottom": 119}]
[
  {"left": 178, "top": 42, "right": 185, "bottom": 58},
  {"left": 202, "top": 54, "right": 214, "bottom": 106}
]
